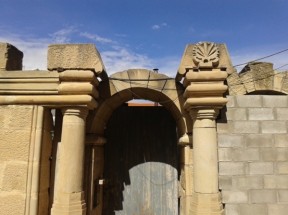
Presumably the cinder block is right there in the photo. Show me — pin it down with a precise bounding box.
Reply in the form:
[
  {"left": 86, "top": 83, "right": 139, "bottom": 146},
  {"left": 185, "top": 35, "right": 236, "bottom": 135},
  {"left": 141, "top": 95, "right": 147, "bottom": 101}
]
[
  {"left": 238, "top": 204, "right": 268, "bottom": 215},
  {"left": 264, "top": 175, "right": 288, "bottom": 189},
  {"left": 222, "top": 191, "right": 248, "bottom": 203},
  {"left": 227, "top": 108, "right": 247, "bottom": 120},
  {"left": 236, "top": 95, "right": 262, "bottom": 107},
  {"left": 268, "top": 204, "right": 288, "bottom": 215},
  {"left": 248, "top": 162, "right": 274, "bottom": 175},
  {"left": 232, "top": 176, "right": 263, "bottom": 190},
  {"left": 227, "top": 96, "right": 236, "bottom": 107},
  {"left": 260, "top": 148, "right": 276, "bottom": 161},
  {"left": 276, "top": 162, "right": 288, "bottom": 174},
  {"left": 261, "top": 121, "right": 287, "bottom": 134},
  {"left": 232, "top": 148, "right": 259, "bottom": 161},
  {"left": 217, "top": 123, "right": 229, "bottom": 134},
  {"left": 219, "top": 162, "right": 246, "bottom": 176},
  {"left": 218, "top": 134, "right": 244, "bottom": 148},
  {"left": 224, "top": 204, "right": 239, "bottom": 215},
  {"left": 229, "top": 121, "right": 260, "bottom": 134},
  {"left": 250, "top": 190, "right": 277, "bottom": 203},
  {"left": 248, "top": 108, "right": 274, "bottom": 120},
  {"left": 276, "top": 108, "right": 288, "bottom": 120},
  {"left": 246, "top": 134, "right": 274, "bottom": 147},
  {"left": 278, "top": 190, "right": 288, "bottom": 202},
  {"left": 262, "top": 95, "right": 287, "bottom": 107},
  {"left": 218, "top": 148, "right": 233, "bottom": 161},
  {"left": 275, "top": 134, "right": 288, "bottom": 147},
  {"left": 276, "top": 148, "right": 288, "bottom": 161},
  {"left": 219, "top": 176, "right": 232, "bottom": 190}
]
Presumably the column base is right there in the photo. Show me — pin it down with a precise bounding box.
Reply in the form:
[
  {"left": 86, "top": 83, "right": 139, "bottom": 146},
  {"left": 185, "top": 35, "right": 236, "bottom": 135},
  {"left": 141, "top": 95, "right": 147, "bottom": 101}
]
[
  {"left": 190, "top": 192, "right": 224, "bottom": 215},
  {"left": 51, "top": 191, "right": 86, "bottom": 215}
]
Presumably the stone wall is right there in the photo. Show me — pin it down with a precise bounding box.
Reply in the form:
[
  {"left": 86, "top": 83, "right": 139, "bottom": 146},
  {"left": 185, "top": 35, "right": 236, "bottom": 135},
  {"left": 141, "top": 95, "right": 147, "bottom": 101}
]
[
  {"left": 0, "top": 105, "right": 52, "bottom": 215},
  {"left": 217, "top": 95, "right": 288, "bottom": 215}
]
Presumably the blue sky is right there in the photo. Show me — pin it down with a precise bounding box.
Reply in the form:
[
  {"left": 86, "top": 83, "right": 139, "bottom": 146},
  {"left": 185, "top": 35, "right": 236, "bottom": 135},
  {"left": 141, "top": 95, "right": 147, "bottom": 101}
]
[{"left": 0, "top": 0, "right": 288, "bottom": 76}]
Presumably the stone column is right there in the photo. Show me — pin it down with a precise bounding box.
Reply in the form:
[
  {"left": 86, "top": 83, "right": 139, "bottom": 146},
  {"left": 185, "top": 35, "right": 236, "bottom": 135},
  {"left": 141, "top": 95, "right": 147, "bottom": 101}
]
[
  {"left": 51, "top": 107, "right": 88, "bottom": 215},
  {"left": 190, "top": 108, "right": 224, "bottom": 215}
]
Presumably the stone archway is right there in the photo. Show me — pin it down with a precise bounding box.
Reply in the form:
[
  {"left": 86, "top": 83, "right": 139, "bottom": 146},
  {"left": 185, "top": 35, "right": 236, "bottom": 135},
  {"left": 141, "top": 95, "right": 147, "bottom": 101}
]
[{"left": 84, "top": 69, "right": 192, "bottom": 214}]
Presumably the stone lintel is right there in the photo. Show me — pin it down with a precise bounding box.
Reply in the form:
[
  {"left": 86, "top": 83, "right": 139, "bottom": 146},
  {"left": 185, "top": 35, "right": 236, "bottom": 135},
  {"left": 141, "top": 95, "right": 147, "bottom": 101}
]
[
  {"left": 0, "top": 43, "right": 23, "bottom": 71},
  {"left": 47, "top": 44, "right": 106, "bottom": 76}
]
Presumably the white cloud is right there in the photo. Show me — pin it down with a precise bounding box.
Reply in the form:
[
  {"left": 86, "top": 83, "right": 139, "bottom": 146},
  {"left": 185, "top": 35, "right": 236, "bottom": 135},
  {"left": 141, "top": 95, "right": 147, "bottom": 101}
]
[
  {"left": 80, "top": 32, "right": 115, "bottom": 44},
  {"left": 50, "top": 26, "right": 76, "bottom": 43},
  {"left": 152, "top": 22, "right": 168, "bottom": 30}
]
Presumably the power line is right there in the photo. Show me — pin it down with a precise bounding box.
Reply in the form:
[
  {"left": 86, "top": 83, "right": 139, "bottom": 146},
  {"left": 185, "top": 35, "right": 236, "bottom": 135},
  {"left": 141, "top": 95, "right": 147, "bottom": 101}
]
[{"left": 233, "top": 48, "right": 288, "bottom": 68}]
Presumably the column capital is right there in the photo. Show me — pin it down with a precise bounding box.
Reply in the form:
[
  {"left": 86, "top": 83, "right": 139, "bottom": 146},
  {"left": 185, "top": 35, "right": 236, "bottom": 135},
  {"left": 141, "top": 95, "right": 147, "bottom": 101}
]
[
  {"left": 189, "top": 108, "right": 219, "bottom": 120},
  {"left": 61, "top": 107, "right": 89, "bottom": 118}
]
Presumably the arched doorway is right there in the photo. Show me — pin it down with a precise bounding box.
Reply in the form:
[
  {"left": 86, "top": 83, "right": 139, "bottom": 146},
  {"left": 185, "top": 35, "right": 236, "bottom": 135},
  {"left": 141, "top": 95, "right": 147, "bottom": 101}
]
[{"left": 85, "top": 69, "right": 192, "bottom": 214}]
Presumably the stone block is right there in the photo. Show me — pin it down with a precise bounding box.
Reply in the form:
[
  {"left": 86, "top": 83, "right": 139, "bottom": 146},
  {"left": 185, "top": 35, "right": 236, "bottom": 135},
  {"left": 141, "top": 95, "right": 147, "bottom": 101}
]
[
  {"left": 219, "top": 176, "right": 232, "bottom": 190},
  {"left": 246, "top": 134, "right": 274, "bottom": 147},
  {"left": 227, "top": 96, "right": 236, "bottom": 107},
  {"left": 229, "top": 121, "right": 260, "bottom": 134},
  {"left": 248, "top": 108, "right": 274, "bottom": 120},
  {"left": 232, "top": 176, "right": 263, "bottom": 190},
  {"left": 248, "top": 162, "right": 274, "bottom": 175},
  {"left": 47, "top": 44, "right": 106, "bottom": 74},
  {"left": 218, "top": 134, "right": 244, "bottom": 147},
  {"left": 222, "top": 191, "right": 248, "bottom": 203},
  {"left": 275, "top": 134, "right": 288, "bottom": 147},
  {"left": 238, "top": 204, "right": 268, "bottom": 215},
  {"left": 268, "top": 204, "right": 288, "bottom": 215},
  {"left": 250, "top": 190, "right": 277, "bottom": 203},
  {"left": 227, "top": 108, "right": 247, "bottom": 120},
  {"left": 278, "top": 190, "right": 288, "bottom": 202},
  {"left": 0, "top": 130, "right": 31, "bottom": 161},
  {"left": 262, "top": 95, "right": 287, "bottom": 107},
  {"left": 276, "top": 162, "right": 288, "bottom": 174},
  {"left": 0, "top": 194, "right": 26, "bottom": 215},
  {"left": 264, "top": 175, "right": 288, "bottom": 189},
  {"left": 0, "top": 42, "right": 23, "bottom": 71},
  {"left": 276, "top": 108, "right": 288, "bottom": 120},
  {"left": 219, "top": 162, "right": 246, "bottom": 176},
  {"left": 261, "top": 121, "right": 287, "bottom": 134},
  {"left": 260, "top": 148, "right": 276, "bottom": 161},
  {"left": 236, "top": 95, "right": 262, "bottom": 107},
  {"left": 2, "top": 162, "right": 28, "bottom": 192}
]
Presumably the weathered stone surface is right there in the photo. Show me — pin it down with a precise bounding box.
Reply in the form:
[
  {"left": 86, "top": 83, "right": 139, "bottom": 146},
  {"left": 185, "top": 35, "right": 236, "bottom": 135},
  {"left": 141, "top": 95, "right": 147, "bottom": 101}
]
[
  {"left": 219, "top": 176, "right": 232, "bottom": 190},
  {"left": 232, "top": 176, "right": 263, "bottom": 190},
  {"left": 229, "top": 121, "right": 260, "bottom": 134},
  {"left": 276, "top": 162, "right": 288, "bottom": 174},
  {"left": 218, "top": 134, "right": 244, "bottom": 147},
  {"left": 278, "top": 190, "right": 288, "bottom": 202},
  {"left": 236, "top": 95, "right": 262, "bottom": 107},
  {"left": 262, "top": 96, "right": 288, "bottom": 107},
  {"left": 239, "top": 204, "right": 268, "bottom": 215},
  {"left": 48, "top": 44, "right": 106, "bottom": 75},
  {"left": 268, "top": 204, "right": 288, "bottom": 215},
  {"left": 264, "top": 175, "right": 288, "bottom": 189},
  {"left": 0, "top": 43, "right": 23, "bottom": 71},
  {"left": 276, "top": 108, "right": 288, "bottom": 120},
  {"left": 219, "top": 162, "right": 246, "bottom": 176},
  {"left": 275, "top": 134, "right": 288, "bottom": 147},
  {"left": 2, "top": 163, "right": 28, "bottom": 192},
  {"left": 0, "top": 194, "right": 26, "bottom": 215},
  {"left": 227, "top": 108, "right": 247, "bottom": 120}
]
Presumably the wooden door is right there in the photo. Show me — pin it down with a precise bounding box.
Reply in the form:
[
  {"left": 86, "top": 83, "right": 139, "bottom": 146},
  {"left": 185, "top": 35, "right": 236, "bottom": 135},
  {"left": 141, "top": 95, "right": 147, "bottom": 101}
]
[{"left": 103, "top": 105, "right": 178, "bottom": 215}]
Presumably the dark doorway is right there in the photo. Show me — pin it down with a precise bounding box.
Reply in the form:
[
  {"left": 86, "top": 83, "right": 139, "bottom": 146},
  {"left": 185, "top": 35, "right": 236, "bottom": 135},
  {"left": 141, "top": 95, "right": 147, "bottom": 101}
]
[{"left": 103, "top": 104, "right": 179, "bottom": 215}]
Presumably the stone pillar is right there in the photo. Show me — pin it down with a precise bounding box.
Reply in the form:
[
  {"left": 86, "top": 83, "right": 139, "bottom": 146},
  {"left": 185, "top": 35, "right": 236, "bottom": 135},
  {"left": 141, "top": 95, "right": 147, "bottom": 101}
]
[
  {"left": 179, "top": 42, "right": 230, "bottom": 215},
  {"left": 190, "top": 109, "right": 224, "bottom": 215},
  {"left": 51, "top": 107, "right": 88, "bottom": 215}
]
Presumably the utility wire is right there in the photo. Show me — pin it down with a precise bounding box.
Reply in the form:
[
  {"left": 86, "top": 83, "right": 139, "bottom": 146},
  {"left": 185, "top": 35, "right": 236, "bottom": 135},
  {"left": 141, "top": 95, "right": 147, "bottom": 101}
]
[{"left": 233, "top": 48, "right": 288, "bottom": 67}]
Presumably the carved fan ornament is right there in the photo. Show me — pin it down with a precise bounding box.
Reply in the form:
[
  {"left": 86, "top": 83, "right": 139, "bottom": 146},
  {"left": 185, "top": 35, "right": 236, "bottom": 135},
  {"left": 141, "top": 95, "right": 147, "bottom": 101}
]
[{"left": 192, "top": 42, "right": 220, "bottom": 68}]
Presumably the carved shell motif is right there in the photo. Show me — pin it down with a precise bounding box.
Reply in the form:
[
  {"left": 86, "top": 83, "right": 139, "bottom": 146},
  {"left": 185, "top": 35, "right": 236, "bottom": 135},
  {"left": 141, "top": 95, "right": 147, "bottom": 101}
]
[{"left": 192, "top": 42, "right": 220, "bottom": 68}]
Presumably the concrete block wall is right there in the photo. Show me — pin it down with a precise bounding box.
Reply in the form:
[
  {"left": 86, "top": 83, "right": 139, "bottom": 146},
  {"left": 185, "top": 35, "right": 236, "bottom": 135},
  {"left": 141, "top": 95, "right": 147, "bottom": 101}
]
[{"left": 217, "top": 95, "right": 288, "bottom": 215}]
